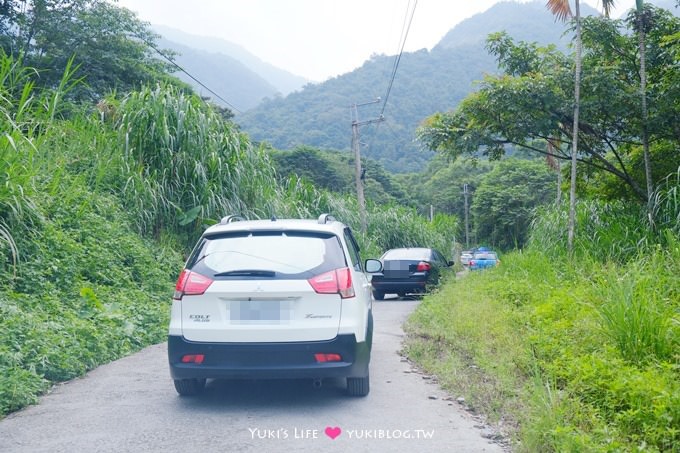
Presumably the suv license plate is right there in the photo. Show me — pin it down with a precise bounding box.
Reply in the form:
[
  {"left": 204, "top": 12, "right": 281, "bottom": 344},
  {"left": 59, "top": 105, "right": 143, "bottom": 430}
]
[{"left": 229, "top": 300, "right": 292, "bottom": 323}]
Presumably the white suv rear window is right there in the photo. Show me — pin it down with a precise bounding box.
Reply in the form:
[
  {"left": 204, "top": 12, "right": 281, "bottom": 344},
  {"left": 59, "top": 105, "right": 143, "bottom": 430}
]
[{"left": 189, "top": 231, "right": 346, "bottom": 278}]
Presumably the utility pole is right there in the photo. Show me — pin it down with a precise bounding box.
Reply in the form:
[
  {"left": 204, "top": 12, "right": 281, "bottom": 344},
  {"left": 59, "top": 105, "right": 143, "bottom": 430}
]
[
  {"left": 351, "top": 99, "right": 383, "bottom": 233},
  {"left": 463, "top": 183, "right": 470, "bottom": 249}
]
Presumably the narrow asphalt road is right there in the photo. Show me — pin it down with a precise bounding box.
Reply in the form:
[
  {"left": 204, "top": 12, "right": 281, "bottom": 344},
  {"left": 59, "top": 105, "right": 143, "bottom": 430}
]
[{"left": 0, "top": 299, "right": 506, "bottom": 453}]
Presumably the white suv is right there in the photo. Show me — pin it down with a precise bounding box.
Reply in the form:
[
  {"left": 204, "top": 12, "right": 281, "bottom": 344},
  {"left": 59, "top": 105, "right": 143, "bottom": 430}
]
[{"left": 168, "top": 214, "right": 382, "bottom": 397}]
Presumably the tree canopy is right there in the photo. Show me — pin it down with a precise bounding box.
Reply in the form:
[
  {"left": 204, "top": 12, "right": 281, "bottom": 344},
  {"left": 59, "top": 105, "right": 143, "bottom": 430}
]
[
  {"left": 269, "top": 146, "right": 409, "bottom": 205},
  {"left": 416, "top": 7, "right": 680, "bottom": 204},
  {"left": 0, "top": 0, "right": 180, "bottom": 101},
  {"left": 472, "top": 158, "right": 555, "bottom": 250}
]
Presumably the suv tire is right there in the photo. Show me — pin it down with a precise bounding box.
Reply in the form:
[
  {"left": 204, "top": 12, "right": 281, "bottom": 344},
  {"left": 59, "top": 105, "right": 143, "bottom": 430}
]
[
  {"left": 173, "top": 378, "right": 206, "bottom": 396},
  {"left": 347, "top": 374, "right": 370, "bottom": 397},
  {"left": 372, "top": 290, "right": 385, "bottom": 301}
]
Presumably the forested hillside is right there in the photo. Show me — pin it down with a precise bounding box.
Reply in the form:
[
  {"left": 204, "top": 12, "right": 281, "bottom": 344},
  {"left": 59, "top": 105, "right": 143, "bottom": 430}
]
[
  {"left": 435, "top": 0, "right": 577, "bottom": 50},
  {"left": 234, "top": 1, "right": 600, "bottom": 172},
  {"left": 156, "top": 35, "right": 280, "bottom": 111},
  {"left": 154, "top": 25, "right": 309, "bottom": 96},
  {"left": 238, "top": 46, "right": 492, "bottom": 172}
]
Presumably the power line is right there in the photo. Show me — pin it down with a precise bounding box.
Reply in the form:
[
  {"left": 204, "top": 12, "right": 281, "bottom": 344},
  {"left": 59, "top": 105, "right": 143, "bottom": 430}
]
[
  {"left": 361, "top": 0, "right": 417, "bottom": 165},
  {"left": 380, "top": 0, "right": 417, "bottom": 117},
  {"left": 143, "top": 39, "right": 242, "bottom": 114}
]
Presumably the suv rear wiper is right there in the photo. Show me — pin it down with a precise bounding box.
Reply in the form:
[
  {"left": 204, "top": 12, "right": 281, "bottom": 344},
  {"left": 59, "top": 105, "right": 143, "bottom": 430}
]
[{"left": 213, "top": 270, "right": 276, "bottom": 277}]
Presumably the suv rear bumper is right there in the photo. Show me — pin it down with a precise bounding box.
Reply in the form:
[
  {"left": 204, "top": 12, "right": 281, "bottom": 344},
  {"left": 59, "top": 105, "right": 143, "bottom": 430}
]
[{"left": 168, "top": 333, "right": 371, "bottom": 380}]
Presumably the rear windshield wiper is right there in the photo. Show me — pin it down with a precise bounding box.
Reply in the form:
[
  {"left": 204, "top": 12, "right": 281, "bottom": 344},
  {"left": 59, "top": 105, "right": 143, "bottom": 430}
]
[{"left": 213, "top": 270, "right": 276, "bottom": 277}]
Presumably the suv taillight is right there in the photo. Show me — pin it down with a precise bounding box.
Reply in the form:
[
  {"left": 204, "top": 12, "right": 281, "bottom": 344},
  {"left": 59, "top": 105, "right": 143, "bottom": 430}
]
[
  {"left": 308, "top": 267, "right": 355, "bottom": 298},
  {"left": 173, "top": 269, "right": 213, "bottom": 299},
  {"left": 416, "top": 261, "right": 431, "bottom": 272}
]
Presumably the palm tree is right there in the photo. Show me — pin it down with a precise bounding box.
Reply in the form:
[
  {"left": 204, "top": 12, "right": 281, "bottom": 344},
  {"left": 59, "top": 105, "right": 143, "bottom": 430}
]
[
  {"left": 634, "top": 0, "right": 653, "bottom": 226},
  {"left": 545, "top": 0, "right": 614, "bottom": 256}
]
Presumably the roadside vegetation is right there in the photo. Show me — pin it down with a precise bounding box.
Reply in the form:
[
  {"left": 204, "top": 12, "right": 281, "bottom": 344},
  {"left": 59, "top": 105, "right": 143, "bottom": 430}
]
[
  {"left": 406, "top": 4, "right": 680, "bottom": 450},
  {"left": 1, "top": 2, "right": 679, "bottom": 452},
  {"left": 405, "top": 199, "right": 680, "bottom": 451}
]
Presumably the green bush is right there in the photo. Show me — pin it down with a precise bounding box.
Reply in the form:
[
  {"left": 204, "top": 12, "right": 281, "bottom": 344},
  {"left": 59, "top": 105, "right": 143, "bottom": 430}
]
[
  {"left": 0, "top": 367, "right": 48, "bottom": 415},
  {"left": 546, "top": 351, "right": 680, "bottom": 451},
  {"left": 0, "top": 186, "right": 183, "bottom": 417}
]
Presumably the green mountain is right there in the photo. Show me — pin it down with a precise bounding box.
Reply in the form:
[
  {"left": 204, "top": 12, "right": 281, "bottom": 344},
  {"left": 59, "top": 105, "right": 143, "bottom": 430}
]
[
  {"left": 234, "top": 1, "right": 600, "bottom": 172},
  {"left": 154, "top": 25, "right": 309, "bottom": 111},
  {"left": 156, "top": 36, "right": 278, "bottom": 111},
  {"left": 436, "top": 0, "right": 572, "bottom": 51},
  {"left": 155, "top": 0, "right": 675, "bottom": 173}
]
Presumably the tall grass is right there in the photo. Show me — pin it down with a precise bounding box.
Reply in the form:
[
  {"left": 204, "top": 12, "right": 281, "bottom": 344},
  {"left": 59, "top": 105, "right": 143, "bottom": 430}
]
[
  {"left": 0, "top": 54, "right": 187, "bottom": 416},
  {"left": 77, "top": 84, "right": 279, "bottom": 241},
  {"left": 406, "top": 247, "right": 680, "bottom": 451},
  {"left": 524, "top": 182, "right": 680, "bottom": 449},
  {"left": 117, "top": 85, "right": 244, "bottom": 228},
  {"left": 530, "top": 166, "right": 680, "bottom": 264},
  {"left": 0, "top": 222, "right": 17, "bottom": 276},
  {"left": 529, "top": 199, "right": 653, "bottom": 263},
  {"left": 0, "top": 54, "right": 48, "bottom": 274},
  {"left": 0, "top": 135, "right": 37, "bottom": 273},
  {"left": 651, "top": 166, "right": 680, "bottom": 237},
  {"left": 365, "top": 206, "right": 456, "bottom": 256},
  {"left": 595, "top": 270, "right": 676, "bottom": 365}
]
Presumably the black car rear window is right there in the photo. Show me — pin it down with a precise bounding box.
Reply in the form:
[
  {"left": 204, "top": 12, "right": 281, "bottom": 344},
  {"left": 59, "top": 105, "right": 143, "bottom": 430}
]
[
  {"left": 382, "top": 248, "right": 431, "bottom": 261},
  {"left": 188, "top": 231, "right": 347, "bottom": 279}
]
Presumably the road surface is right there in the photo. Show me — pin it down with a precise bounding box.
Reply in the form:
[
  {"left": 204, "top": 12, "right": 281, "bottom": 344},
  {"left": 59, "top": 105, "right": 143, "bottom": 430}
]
[{"left": 0, "top": 299, "right": 506, "bottom": 453}]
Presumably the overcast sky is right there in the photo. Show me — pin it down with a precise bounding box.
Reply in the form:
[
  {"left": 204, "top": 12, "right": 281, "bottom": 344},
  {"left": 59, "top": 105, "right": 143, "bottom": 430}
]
[{"left": 113, "top": 0, "right": 638, "bottom": 82}]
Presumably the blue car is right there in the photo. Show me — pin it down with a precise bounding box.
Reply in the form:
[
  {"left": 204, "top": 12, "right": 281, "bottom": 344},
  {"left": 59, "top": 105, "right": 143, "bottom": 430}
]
[{"left": 468, "top": 249, "right": 500, "bottom": 270}]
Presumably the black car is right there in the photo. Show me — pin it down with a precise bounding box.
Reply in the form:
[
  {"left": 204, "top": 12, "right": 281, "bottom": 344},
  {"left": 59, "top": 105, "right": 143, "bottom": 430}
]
[{"left": 370, "top": 247, "right": 453, "bottom": 300}]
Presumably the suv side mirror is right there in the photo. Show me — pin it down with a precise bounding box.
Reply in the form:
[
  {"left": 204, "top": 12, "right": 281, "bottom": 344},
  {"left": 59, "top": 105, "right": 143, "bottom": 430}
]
[{"left": 365, "top": 259, "right": 382, "bottom": 273}]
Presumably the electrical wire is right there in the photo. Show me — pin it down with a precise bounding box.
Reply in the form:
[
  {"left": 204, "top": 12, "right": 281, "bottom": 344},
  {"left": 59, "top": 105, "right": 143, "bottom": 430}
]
[
  {"left": 144, "top": 38, "right": 242, "bottom": 114},
  {"left": 360, "top": 0, "right": 417, "bottom": 166},
  {"left": 380, "top": 0, "right": 417, "bottom": 117}
]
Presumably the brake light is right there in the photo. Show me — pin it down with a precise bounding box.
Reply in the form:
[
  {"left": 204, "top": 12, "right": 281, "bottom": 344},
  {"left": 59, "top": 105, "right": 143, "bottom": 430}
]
[
  {"left": 181, "top": 354, "right": 205, "bottom": 364},
  {"left": 416, "top": 261, "right": 431, "bottom": 272},
  {"left": 308, "top": 267, "right": 355, "bottom": 298},
  {"left": 336, "top": 268, "right": 354, "bottom": 298},
  {"left": 469, "top": 260, "right": 475, "bottom": 267},
  {"left": 173, "top": 269, "right": 213, "bottom": 299},
  {"left": 314, "top": 353, "right": 342, "bottom": 363}
]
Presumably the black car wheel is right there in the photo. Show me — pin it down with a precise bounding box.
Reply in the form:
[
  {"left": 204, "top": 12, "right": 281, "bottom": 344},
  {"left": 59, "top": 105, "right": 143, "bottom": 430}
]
[
  {"left": 173, "top": 378, "right": 206, "bottom": 396},
  {"left": 347, "top": 374, "right": 370, "bottom": 397},
  {"left": 372, "top": 290, "right": 385, "bottom": 300}
]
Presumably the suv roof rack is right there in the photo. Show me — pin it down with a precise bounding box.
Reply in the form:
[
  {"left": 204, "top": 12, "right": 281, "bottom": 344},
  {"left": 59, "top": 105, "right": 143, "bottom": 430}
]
[
  {"left": 318, "top": 213, "right": 336, "bottom": 224},
  {"left": 219, "top": 215, "right": 245, "bottom": 225}
]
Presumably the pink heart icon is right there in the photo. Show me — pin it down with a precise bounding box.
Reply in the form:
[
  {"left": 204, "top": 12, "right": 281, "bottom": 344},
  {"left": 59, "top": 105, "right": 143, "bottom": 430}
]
[{"left": 324, "top": 426, "right": 342, "bottom": 440}]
